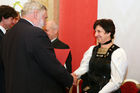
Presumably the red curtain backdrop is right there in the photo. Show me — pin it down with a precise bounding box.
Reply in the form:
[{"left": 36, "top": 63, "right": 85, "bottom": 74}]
[{"left": 59, "top": 0, "right": 97, "bottom": 71}]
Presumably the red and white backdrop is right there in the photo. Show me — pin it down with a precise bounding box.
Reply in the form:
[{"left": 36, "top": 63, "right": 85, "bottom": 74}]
[
  {"left": 1, "top": 0, "right": 140, "bottom": 82},
  {"left": 59, "top": 0, "right": 140, "bottom": 82},
  {"left": 59, "top": 0, "right": 97, "bottom": 72}
]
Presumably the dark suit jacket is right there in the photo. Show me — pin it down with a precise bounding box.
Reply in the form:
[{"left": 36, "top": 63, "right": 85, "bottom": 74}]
[
  {"left": 0, "top": 29, "right": 5, "bottom": 93},
  {"left": 1, "top": 19, "right": 73, "bottom": 93},
  {"left": 52, "top": 38, "right": 72, "bottom": 73}
]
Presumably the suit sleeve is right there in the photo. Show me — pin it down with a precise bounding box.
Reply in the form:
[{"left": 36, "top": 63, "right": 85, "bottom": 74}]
[
  {"left": 26, "top": 28, "right": 73, "bottom": 88},
  {"left": 74, "top": 46, "right": 94, "bottom": 77},
  {"left": 65, "top": 51, "right": 72, "bottom": 73}
]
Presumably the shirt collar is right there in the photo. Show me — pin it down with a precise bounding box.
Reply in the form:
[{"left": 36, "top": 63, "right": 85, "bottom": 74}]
[
  {"left": 0, "top": 25, "right": 6, "bottom": 34},
  {"left": 51, "top": 37, "right": 57, "bottom": 42},
  {"left": 24, "top": 19, "right": 34, "bottom": 26}
]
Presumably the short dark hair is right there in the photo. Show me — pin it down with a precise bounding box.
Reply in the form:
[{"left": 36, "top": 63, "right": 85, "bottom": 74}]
[
  {"left": 93, "top": 19, "right": 115, "bottom": 39},
  {"left": 0, "top": 5, "right": 18, "bottom": 22}
]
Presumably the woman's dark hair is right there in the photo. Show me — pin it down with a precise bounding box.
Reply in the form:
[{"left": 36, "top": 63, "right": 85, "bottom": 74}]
[{"left": 93, "top": 19, "right": 115, "bottom": 39}]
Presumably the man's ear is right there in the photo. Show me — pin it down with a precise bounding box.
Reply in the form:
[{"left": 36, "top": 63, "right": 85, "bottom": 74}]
[
  {"left": 107, "top": 32, "right": 111, "bottom": 36},
  {"left": 2, "top": 17, "right": 5, "bottom": 21},
  {"left": 54, "top": 30, "right": 58, "bottom": 34}
]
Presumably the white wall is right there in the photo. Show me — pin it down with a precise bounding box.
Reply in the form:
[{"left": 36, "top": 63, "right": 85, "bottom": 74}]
[
  {"left": 98, "top": 0, "right": 140, "bottom": 82},
  {"left": 0, "top": 0, "right": 29, "bottom": 12}
]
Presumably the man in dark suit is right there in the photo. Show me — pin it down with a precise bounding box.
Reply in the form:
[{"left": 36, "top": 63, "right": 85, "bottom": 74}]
[
  {"left": 1, "top": 1, "right": 74, "bottom": 93},
  {"left": 0, "top": 5, "right": 18, "bottom": 93},
  {"left": 44, "top": 21, "right": 72, "bottom": 73}
]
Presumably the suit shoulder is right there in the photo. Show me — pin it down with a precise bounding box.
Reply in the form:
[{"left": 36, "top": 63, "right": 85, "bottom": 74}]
[
  {"left": 17, "top": 19, "right": 44, "bottom": 34},
  {"left": 52, "top": 39, "right": 70, "bottom": 49}
]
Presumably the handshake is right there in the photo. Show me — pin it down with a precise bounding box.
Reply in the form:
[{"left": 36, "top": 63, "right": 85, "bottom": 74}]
[{"left": 71, "top": 73, "right": 78, "bottom": 85}]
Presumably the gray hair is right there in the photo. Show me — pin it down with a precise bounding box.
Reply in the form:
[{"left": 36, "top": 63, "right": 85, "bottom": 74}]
[{"left": 21, "top": 1, "right": 47, "bottom": 16}]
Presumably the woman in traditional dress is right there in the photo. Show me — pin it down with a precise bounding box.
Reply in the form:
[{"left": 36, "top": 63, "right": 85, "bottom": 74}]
[{"left": 73, "top": 19, "right": 128, "bottom": 93}]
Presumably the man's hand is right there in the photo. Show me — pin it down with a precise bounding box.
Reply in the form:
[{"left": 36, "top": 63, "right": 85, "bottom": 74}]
[{"left": 71, "top": 73, "right": 78, "bottom": 85}]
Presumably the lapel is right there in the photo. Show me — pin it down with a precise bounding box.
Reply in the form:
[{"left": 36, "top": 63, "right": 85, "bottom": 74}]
[{"left": 52, "top": 38, "right": 59, "bottom": 44}]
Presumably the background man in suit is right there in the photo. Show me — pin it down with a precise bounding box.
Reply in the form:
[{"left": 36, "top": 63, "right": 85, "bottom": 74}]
[
  {"left": 11, "top": 11, "right": 20, "bottom": 27},
  {"left": 0, "top": 5, "right": 18, "bottom": 93},
  {"left": 1, "top": 1, "right": 74, "bottom": 93},
  {"left": 44, "top": 21, "right": 72, "bottom": 73},
  {"left": 0, "top": 5, "right": 18, "bottom": 43}
]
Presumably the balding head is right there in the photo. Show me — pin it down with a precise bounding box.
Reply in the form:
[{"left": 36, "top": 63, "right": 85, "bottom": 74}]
[{"left": 44, "top": 21, "right": 59, "bottom": 40}]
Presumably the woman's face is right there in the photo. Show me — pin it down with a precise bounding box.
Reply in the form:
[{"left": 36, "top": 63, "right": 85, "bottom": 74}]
[{"left": 95, "top": 25, "right": 111, "bottom": 44}]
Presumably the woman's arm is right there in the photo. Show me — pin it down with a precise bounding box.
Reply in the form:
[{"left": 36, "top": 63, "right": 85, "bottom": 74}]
[{"left": 74, "top": 46, "right": 94, "bottom": 78}]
